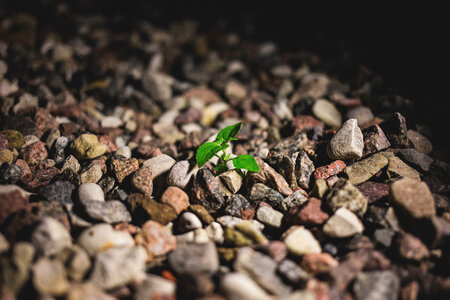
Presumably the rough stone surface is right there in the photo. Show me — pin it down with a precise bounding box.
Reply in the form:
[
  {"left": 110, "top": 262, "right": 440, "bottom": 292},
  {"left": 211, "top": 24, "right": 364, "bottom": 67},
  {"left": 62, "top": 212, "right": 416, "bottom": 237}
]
[
  {"left": 327, "top": 118, "right": 364, "bottom": 160},
  {"left": 312, "top": 99, "right": 342, "bottom": 128},
  {"left": 168, "top": 242, "right": 219, "bottom": 276},
  {"left": 111, "top": 157, "right": 139, "bottom": 183},
  {"left": 353, "top": 271, "right": 400, "bottom": 300},
  {"left": 167, "top": 160, "right": 198, "bottom": 188},
  {"left": 325, "top": 178, "right": 368, "bottom": 217},
  {"left": 249, "top": 183, "right": 284, "bottom": 211},
  {"left": 286, "top": 197, "right": 329, "bottom": 225},
  {"left": 219, "top": 169, "right": 243, "bottom": 194},
  {"left": 84, "top": 200, "right": 132, "bottom": 224},
  {"left": 39, "top": 181, "right": 74, "bottom": 205},
  {"left": 407, "top": 129, "right": 432, "bottom": 154},
  {"left": 267, "top": 154, "right": 297, "bottom": 190},
  {"left": 143, "top": 154, "right": 176, "bottom": 178},
  {"left": 0, "top": 130, "right": 24, "bottom": 149},
  {"left": 399, "top": 148, "right": 433, "bottom": 172},
  {"left": 247, "top": 157, "right": 293, "bottom": 196},
  {"left": 389, "top": 178, "right": 435, "bottom": 219},
  {"left": 357, "top": 181, "right": 390, "bottom": 203},
  {"left": 160, "top": 186, "right": 190, "bottom": 214},
  {"left": 323, "top": 207, "right": 364, "bottom": 238},
  {"left": 224, "top": 194, "right": 254, "bottom": 219},
  {"left": 280, "top": 188, "right": 309, "bottom": 214},
  {"left": 192, "top": 168, "right": 225, "bottom": 213},
  {"left": 135, "top": 220, "right": 176, "bottom": 260},
  {"left": 295, "top": 151, "right": 315, "bottom": 190},
  {"left": 283, "top": 226, "right": 321, "bottom": 256},
  {"left": 128, "top": 193, "right": 177, "bottom": 225},
  {"left": 31, "top": 217, "right": 72, "bottom": 257},
  {"left": 131, "top": 165, "right": 153, "bottom": 197},
  {"left": 314, "top": 160, "right": 346, "bottom": 180},
  {"left": 71, "top": 134, "right": 107, "bottom": 160},
  {"left": 344, "top": 153, "right": 389, "bottom": 185},
  {"left": 379, "top": 112, "right": 410, "bottom": 148},
  {"left": 20, "top": 141, "right": 48, "bottom": 166},
  {"left": 386, "top": 155, "right": 421, "bottom": 180},
  {"left": 256, "top": 205, "right": 283, "bottom": 228}
]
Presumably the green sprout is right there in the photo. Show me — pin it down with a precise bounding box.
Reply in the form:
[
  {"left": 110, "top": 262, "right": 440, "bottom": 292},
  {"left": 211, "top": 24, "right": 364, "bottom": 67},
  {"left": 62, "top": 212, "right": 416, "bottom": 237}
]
[{"left": 196, "top": 122, "right": 260, "bottom": 174}]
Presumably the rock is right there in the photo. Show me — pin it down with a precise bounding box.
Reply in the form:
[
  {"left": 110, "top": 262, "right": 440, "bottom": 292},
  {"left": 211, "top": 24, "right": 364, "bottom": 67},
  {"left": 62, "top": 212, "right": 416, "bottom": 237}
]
[
  {"left": 325, "top": 178, "right": 368, "bottom": 217},
  {"left": 179, "top": 212, "right": 203, "bottom": 233},
  {"left": 344, "top": 153, "right": 389, "bottom": 185},
  {"left": 357, "top": 181, "right": 390, "bottom": 203},
  {"left": 219, "top": 170, "right": 243, "bottom": 194},
  {"left": 300, "top": 253, "right": 338, "bottom": 275},
  {"left": 277, "top": 259, "right": 310, "bottom": 285},
  {"left": 267, "top": 154, "right": 297, "bottom": 190},
  {"left": 116, "top": 146, "right": 131, "bottom": 158},
  {"left": 0, "top": 130, "right": 24, "bottom": 149},
  {"left": 0, "top": 242, "right": 35, "bottom": 294},
  {"left": 312, "top": 99, "right": 342, "bottom": 129},
  {"left": 189, "top": 204, "right": 215, "bottom": 225},
  {"left": 142, "top": 71, "right": 172, "bottom": 102},
  {"left": 0, "top": 149, "right": 13, "bottom": 166},
  {"left": 280, "top": 188, "right": 309, "bottom": 214},
  {"left": 84, "top": 200, "right": 131, "bottom": 223},
  {"left": 399, "top": 148, "right": 433, "bottom": 172},
  {"left": 353, "top": 271, "right": 400, "bottom": 300},
  {"left": 323, "top": 207, "right": 364, "bottom": 238},
  {"left": 327, "top": 119, "right": 364, "bottom": 160},
  {"left": 386, "top": 155, "right": 421, "bottom": 180},
  {"left": 191, "top": 168, "right": 225, "bottom": 213},
  {"left": 407, "top": 130, "right": 432, "bottom": 154},
  {"left": 234, "top": 247, "right": 291, "bottom": 296},
  {"left": 201, "top": 102, "right": 230, "bottom": 126},
  {"left": 249, "top": 183, "right": 284, "bottom": 211},
  {"left": 32, "top": 258, "right": 69, "bottom": 296},
  {"left": 224, "top": 194, "right": 254, "bottom": 219},
  {"left": 311, "top": 179, "right": 328, "bottom": 199},
  {"left": 314, "top": 160, "right": 346, "bottom": 180},
  {"left": 135, "top": 220, "right": 176, "bottom": 260},
  {"left": 80, "top": 163, "right": 103, "bottom": 183},
  {"left": 71, "top": 134, "right": 107, "bottom": 160},
  {"left": 31, "top": 217, "right": 72, "bottom": 257},
  {"left": 205, "top": 222, "right": 224, "bottom": 244},
  {"left": 224, "top": 221, "right": 268, "bottom": 246},
  {"left": 78, "top": 183, "right": 104, "bottom": 205},
  {"left": 0, "top": 163, "right": 23, "bottom": 184},
  {"left": 247, "top": 157, "right": 293, "bottom": 196},
  {"left": 295, "top": 151, "right": 315, "bottom": 189},
  {"left": 39, "top": 181, "right": 74, "bottom": 205},
  {"left": 101, "top": 116, "right": 123, "bottom": 128},
  {"left": 128, "top": 193, "right": 177, "bottom": 225},
  {"left": 56, "top": 245, "right": 91, "bottom": 282},
  {"left": 379, "top": 112, "right": 410, "bottom": 147},
  {"left": 20, "top": 141, "right": 48, "bottom": 166},
  {"left": 167, "top": 160, "right": 198, "bottom": 188},
  {"left": 175, "top": 107, "right": 202, "bottom": 124},
  {"left": 396, "top": 232, "right": 429, "bottom": 261},
  {"left": 135, "top": 275, "right": 176, "bottom": 300},
  {"left": 346, "top": 106, "right": 374, "bottom": 126},
  {"left": 176, "top": 228, "right": 209, "bottom": 245},
  {"left": 283, "top": 226, "right": 321, "bottom": 256},
  {"left": 220, "top": 272, "right": 271, "bottom": 300},
  {"left": 0, "top": 233, "right": 8, "bottom": 253},
  {"left": 132, "top": 165, "right": 153, "bottom": 197},
  {"left": 286, "top": 197, "right": 329, "bottom": 225},
  {"left": 256, "top": 205, "right": 283, "bottom": 228},
  {"left": 61, "top": 155, "right": 80, "bottom": 173},
  {"left": 389, "top": 178, "right": 435, "bottom": 219},
  {"left": 90, "top": 246, "right": 147, "bottom": 289},
  {"left": 425, "top": 216, "right": 450, "bottom": 248},
  {"left": 0, "top": 188, "right": 28, "bottom": 225},
  {"left": 66, "top": 283, "right": 115, "bottom": 300},
  {"left": 373, "top": 228, "right": 395, "bottom": 248},
  {"left": 54, "top": 136, "right": 70, "bottom": 164},
  {"left": 160, "top": 186, "right": 190, "bottom": 214},
  {"left": 77, "top": 223, "right": 134, "bottom": 256},
  {"left": 143, "top": 154, "right": 176, "bottom": 178},
  {"left": 111, "top": 157, "right": 139, "bottom": 183},
  {"left": 22, "top": 164, "right": 59, "bottom": 190},
  {"left": 168, "top": 241, "right": 219, "bottom": 276}
]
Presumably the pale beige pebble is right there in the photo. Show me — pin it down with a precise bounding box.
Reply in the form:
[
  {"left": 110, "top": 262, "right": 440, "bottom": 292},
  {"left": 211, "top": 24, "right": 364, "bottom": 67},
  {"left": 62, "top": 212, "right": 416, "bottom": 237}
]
[
  {"left": 407, "top": 130, "right": 432, "bottom": 154},
  {"left": 312, "top": 99, "right": 342, "bottom": 128},
  {"left": 283, "top": 226, "right": 321, "bottom": 256},
  {"left": 323, "top": 207, "right": 364, "bottom": 238}
]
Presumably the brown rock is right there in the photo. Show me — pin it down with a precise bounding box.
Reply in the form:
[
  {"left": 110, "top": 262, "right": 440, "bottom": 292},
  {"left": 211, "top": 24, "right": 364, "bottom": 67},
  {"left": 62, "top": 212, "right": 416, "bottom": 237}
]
[
  {"left": 291, "top": 115, "right": 324, "bottom": 133},
  {"left": 189, "top": 205, "right": 214, "bottom": 225},
  {"left": 0, "top": 190, "right": 28, "bottom": 225},
  {"left": 20, "top": 141, "right": 48, "bottom": 166},
  {"left": 127, "top": 193, "right": 177, "bottom": 225},
  {"left": 135, "top": 220, "right": 176, "bottom": 260},
  {"left": 247, "top": 157, "right": 293, "bottom": 197},
  {"left": 301, "top": 253, "right": 339, "bottom": 275},
  {"left": 160, "top": 186, "right": 190, "bottom": 214},
  {"left": 286, "top": 198, "right": 329, "bottom": 225},
  {"left": 358, "top": 181, "right": 390, "bottom": 203},
  {"left": 112, "top": 157, "right": 139, "bottom": 183},
  {"left": 132, "top": 165, "right": 153, "bottom": 197},
  {"left": 175, "top": 108, "right": 202, "bottom": 124},
  {"left": 396, "top": 233, "right": 429, "bottom": 261},
  {"left": 362, "top": 124, "right": 391, "bottom": 156},
  {"left": 0, "top": 134, "right": 9, "bottom": 150},
  {"left": 192, "top": 169, "right": 225, "bottom": 213},
  {"left": 98, "top": 135, "right": 117, "bottom": 153},
  {"left": 22, "top": 165, "right": 59, "bottom": 190},
  {"left": 34, "top": 108, "right": 58, "bottom": 138},
  {"left": 14, "top": 159, "right": 31, "bottom": 181}
]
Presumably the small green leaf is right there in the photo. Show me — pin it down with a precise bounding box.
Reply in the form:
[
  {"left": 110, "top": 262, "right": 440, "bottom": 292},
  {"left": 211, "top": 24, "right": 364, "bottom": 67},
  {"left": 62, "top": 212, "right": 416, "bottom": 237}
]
[
  {"left": 232, "top": 154, "right": 260, "bottom": 172},
  {"left": 216, "top": 122, "right": 242, "bottom": 142},
  {"left": 196, "top": 142, "right": 222, "bottom": 167}
]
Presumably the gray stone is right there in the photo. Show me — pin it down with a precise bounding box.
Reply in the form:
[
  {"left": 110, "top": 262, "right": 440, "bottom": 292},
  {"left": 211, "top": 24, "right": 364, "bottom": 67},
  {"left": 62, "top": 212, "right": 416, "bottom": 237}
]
[
  {"left": 224, "top": 194, "right": 253, "bottom": 218},
  {"left": 280, "top": 188, "right": 308, "bottom": 214},
  {"left": 143, "top": 154, "right": 176, "bottom": 178},
  {"left": 283, "top": 226, "right": 321, "bottom": 256},
  {"left": 32, "top": 258, "right": 69, "bottom": 296},
  {"left": 135, "top": 275, "right": 176, "bottom": 300},
  {"left": 84, "top": 200, "right": 132, "bottom": 224},
  {"left": 220, "top": 273, "right": 271, "bottom": 300},
  {"left": 61, "top": 155, "right": 80, "bottom": 173},
  {"left": 386, "top": 155, "right": 421, "bottom": 180},
  {"left": 277, "top": 259, "right": 310, "bottom": 285},
  {"left": 295, "top": 151, "right": 315, "bottom": 190},
  {"left": 399, "top": 148, "right": 433, "bottom": 172},
  {"left": 80, "top": 163, "right": 103, "bottom": 183},
  {"left": 353, "top": 271, "right": 400, "bottom": 300},
  {"left": 168, "top": 242, "right": 219, "bottom": 276},
  {"left": 78, "top": 183, "right": 104, "bottom": 205},
  {"left": 56, "top": 245, "right": 91, "bottom": 282},
  {"left": 344, "top": 153, "right": 389, "bottom": 185},
  {"left": 167, "top": 160, "right": 198, "bottom": 188},
  {"left": 267, "top": 154, "right": 297, "bottom": 190},
  {"left": 373, "top": 228, "right": 395, "bottom": 248},
  {"left": 346, "top": 106, "right": 374, "bottom": 126},
  {"left": 323, "top": 207, "right": 364, "bottom": 238},
  {"left": 178, "top": 212, "right": 203, "bottom": 233},
  {"left": 216, "top": 215, "right": 265, "bottom": 231},
  {"left": 101, "top": 116, "right": 123, "bottom": 128},
  {"left": 67, "top": 283, "right": 115, "bottom": 300},
  {"left": 407, "top": 130, "right": 432, "bottom": 154},
  {"left": 31, "top": 217, "right": 72, "bottom": 257},
  {"left": 192, "top": 168, "right": 226, "bottom": 213},
  {"left": 249, "top": 183, "right": 284, "bottom": 211},
  {"left": 90, "top": 246, "right": 147, "bottom": 289},
  {"left": 256, "top": 206, "right": 283, "bottom": 228},
  {"left": 295, "top": 73, "right": 330, "bottom": 100},
  {"left": 115, "top": 146, "right": 131, "bottom": 158},
  {"left": 327, "top": 118, "right": 364, "bottom": 160},
  {"left": 325, "top": 178, "right": 368, "bottom": 217},
  {"left": 312, "top": 99, "right": 342, "bottom": 128},
  {"left": 219, "top": 169, "right": 243, "bottom": 194},
  {"left": 234, "top": 247, "right": 291, "bottom": 296},
  {"left": 39, "top": 181, "right": 74, "bottom": 205},
  {"left": 142, "top": 71, "right": 172, "bottom": 102}
]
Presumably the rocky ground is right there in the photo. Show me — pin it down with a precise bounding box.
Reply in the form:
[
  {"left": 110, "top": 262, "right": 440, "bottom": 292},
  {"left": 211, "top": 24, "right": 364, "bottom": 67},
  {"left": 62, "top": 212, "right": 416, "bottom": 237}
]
[{"left": 1, "top": 3, "right": 450, "bottom": 300}]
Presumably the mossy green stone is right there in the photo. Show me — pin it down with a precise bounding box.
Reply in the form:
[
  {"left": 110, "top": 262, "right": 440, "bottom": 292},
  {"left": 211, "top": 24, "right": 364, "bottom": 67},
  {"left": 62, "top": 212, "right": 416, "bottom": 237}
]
[
  {"left": 0, "top": 149, "right": 13, "bottom": 165},
  {"left": 224, "top": 222, "right": 267, "bottom": 247},
  {"left": 71, "top": 134, "right": 107, "bottom": 160},
  {"left": 0, "top": 130, "right": 24, "bottom": 149}
]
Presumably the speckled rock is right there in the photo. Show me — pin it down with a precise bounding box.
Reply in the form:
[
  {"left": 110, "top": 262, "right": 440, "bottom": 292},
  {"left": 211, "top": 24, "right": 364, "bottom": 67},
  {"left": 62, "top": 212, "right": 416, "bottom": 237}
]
[
  {"left": 39, "top": 181, "right": 74, "bottom": 205},
  {"left": 314, "top": 160, "right": 346, "bottom": 180},
  {"left": 61, "top": 155, "right": 80, "bottom": 173},
  {"left": 71, "top": 134, "right": 107, "bottom": 160},
  {"left": 80, "top": 163, "right": 103, "bottom": 183},
  {"left": 84, "top": 200, "right": 131, "bottom": 224},
  {"left": 132, "top": 165, "right": 153, "bottom": 197},
  {"left": 267, "top": 154, "right": 297, "bottom": 190},
  {"left": 323, "top": 207, "right": 364, "bottom": 238},
  {"left": 283, "top": 226, "right": 321, "bottom": 256},
  {"left": 407, "top": 130, "right": 432, "bottom": 154},
  {"left": 379, "top": 112, "right": 410, "bottom": 148},
  {"left": 325, "top": 178, "right": 368, "bottom": 217},
  {"left": 167, "top": 160, "right": 198, "bottom": 188},
  {"left": 295, "top": 151, "right": 315, "bottom": 190},
  {"left": 224, "top": 194, "right": 254, "bottom": 219},
  {"left": 160, "top": 186, "right": 189, "bottom": 214},
  {"left": 312, "top": 99, "right": 342, "bottom": 128},
  {"left": 344, "top": 153, "right": 389, "bottom": 185},
  {"left": 247, "top": 157, "right": 293, "bottom": 196},
  {"left": 0, "top": 149, "right": 13, "bottom": 165},
  {"left": 0, "top": 130, "right": 24, "bottom": 149},
  {"left": 327, "top": 119, "right": 364, "bottom": 160},
  {"left": 280, "top": 188, "right": 309, "bottom": 214},
  {"left": 386, "top": 155, "right": 421, "bottom": 180},
  {"left": 192, "top": 168, "right": 225, "bottom": 213},
  {"left": 249, "top": 183, "right": 284, "bottom": 211},
  {"left": 362, "top": 124, "right": 391, "bottom": 156},
  {"left": 31, "top": 217, "right": 72, "bottom": 257},
  {"left": 20, "top": 141, "right": 47, "bottom": 166},
  {"left": 112, "top": 157, "right": 139, "bottom": 183}
]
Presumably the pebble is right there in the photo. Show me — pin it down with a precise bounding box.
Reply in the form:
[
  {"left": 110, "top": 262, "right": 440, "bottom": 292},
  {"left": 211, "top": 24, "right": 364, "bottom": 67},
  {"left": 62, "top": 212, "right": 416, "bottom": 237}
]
[
  {"left": 84, "top": 200, "right": 132, "bottom": 223},
  {"left": 160, "top": 186, "right": 190, "bottom": 214},
  {"left": 346, "top": 106, "right": 374, "bottom": 126},
  {"left": 325, "top": 178, "right": 368, "bottom": 217},
  {"left": 56, "top": 245, "right": 91, "bottom": 282},
  {"left": 128, "top": 193, "right": 177, "bottom": 225},
  {"left": 142, "top": 71, "right": 172, "bottom": 102},
  {"left": 353, "top": 271, "right": 400, "bottom": 300},
  {"left": 135, "top": 220, "right": 176, "bottom": 260},
  {"left": 399, "top": 148, "right": 433, "bottom": 172},
  {"left": 300, "top": 253, "right": 338, "bottom": 275},
  {"left": 314, "top": 160, "right": 346, "bottom": 180},
  {"left": 31, "top": 217, "right": 72, "bottom": 257},
  {"left": 132, "top": 165, "right": 153, "bottom": 197},
  {"left": 175, "top": 107, "right": 202, "bottom": 124},
  {"left": 206, "top": 222, "right": 224, "bottom": 244},
  {"left": 45, "top": 128, "right": 60, "bottom": 149},
  {"left": 248, "top": 157, "right": 293, "bottom": 196},
  {"left": 115, "top": 146, "right": 131, "bottom": 158},
  {"left": 323, "top": 207, "right": 364, "bottom": 238},
  {"left": 77, "top": 223, "right": 134, "bottom": 256},
  {"left": 101, "top": 116, "right": 123, "bottom": 128},
  {"left": 389, "top": 178, "right": 435, "bottom": 219},
  {"left": 0, "top": 233, "right": 8, "bottom": 253},
  {"left": 192, "top": 168, "right": 226, "bottom": 213},
  {"left": 61, "top": 155, "right": 80, "bottom": 173},
  {"left": 286, "top": 197, "right": 329, "bottom": 225},
  {"left": 71, "top": 133, "right": 107, "bottom": 160},
  {"left": 80, "top": 162, "right": 103, "bottom": 183},
  {"left": 20, "top": 141, "right": 48, "bottom": 166},
  {"left": 277, "top": 259, "right": 310, "bottom": 285},
  {"left": 112, "top": 157, "right": 139, "bottom": 183},
  {"left": 396, "top": 232, "right": 429, "bottom": 261},
  {"left": 78, "top": 183, "right": 104, "bottom": 205},
  {"left": 344, "top": 153, "right": 389, "bottom": 185},
  {"left": 0, "top": 134, "right": 9, "bottom": 150},
  {"left": 89, "top": 245, "right": 147, "bottom": 289},
  {"left": 256, "top": 205, "right": 283, "bottom": 228},
  {"left": 267, "top": 154, "right": 297, "bottom": 190},
  {"left": 0, "top": 242, "right": 35, "bottom": 294},
  {"left": 0, "top": 130, "right": 24, "bottom": 149},
  {"left": 327, "top": 118, "right": 364, "bottom": 160},
  {"left": 66, "top": 283, "right": 115, "bottom": 300},
  {"left": 373, "top": 228, "right": 395, "bottom": 248},
  {"left": 189, "top": 204, "right": 215, "bottom": 225},
  {"left": 249, "top": 183, "right": 284, "bottom": 211},
  {"left": 53, "top": 136, "right": 70, "bottom": 164},
  {"left": 0, "top": 149, "right": 13, "bottom": 165},
  {"left": 280, "top": 188, "right": 309, "bottom": 214},
  {"left": 386, "top": 155, "right": 421, "bottom": 180},
  {"left": 224, "top": 194, "right": 254, "bottom": 219},
  {"left": 168, "top": 241, "right": 219, "bottom": 275},
  {"left": 407, "top": 129, "right": 432, "bottom": 154},
  {"left": 219, "top": 169, "right": 243, "bottom": 194},
  {"left": 311, "top": 178, "right": 328, "bottom": 198},
  {"left": 357, "top": 181, "right": 390, "bottom": 203},
  {"left": 167, "top": 160, "right": 198, "bottom": 188},
  {"left": 312, "top": 99, "right": 342, "bottom": 128},
  {"left": 234, "top": 247, "right": 291, "bottom": 296},
  {"left": 22, "top": 135, "right": 40, "bottom": 148},
  {"left": 39, "top": 181, "right": 74, "bottom": 205},
  {"left": 32, "top": 258, "right": 69, "bottom": 296},
  {"left": 135, "top": 275, "right": 176, "bottom": 300},
  {"left": 220, "top": 272, "right": 271, "bottom": 300},
  {"left": 283, "top": 226, "right": 321, "bottom": 256},
  {"left": 22, "top": 164, "right": 60, "bottom": 190},
  {"left": 295, "top": 151, "right": 315, "bottom": 189},
  {"left": 178, "top": 211, "right": 203, "bottom": 232},
  {"left": 201, "top": 102, "right": 230, "bottom": 126},
  {"left": 379, "top": 112, "right": 410, "bottom": 147},
  {"left": 224, "top": 221, "right": 268, "bottom": 246},
  {"left": 143, "top": 154, "right": 176, "bottom": 178}
]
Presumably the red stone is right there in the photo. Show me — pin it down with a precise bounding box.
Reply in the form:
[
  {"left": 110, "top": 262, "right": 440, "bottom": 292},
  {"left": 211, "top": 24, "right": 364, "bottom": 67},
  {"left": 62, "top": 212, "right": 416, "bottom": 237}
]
[
  {"left": 0, "top": 134, "right": 9, "bottom": 150},
  {"left": 20, "top": 141, "right": 48, "bottom": 166},
  {"left": 358, "top": 181, "right": 390, "bottom": 203},
  {"left": 301, "top": 253, "right": 339, "bottom": 275},
  {"left": 98, "top": 135, "right": 117, "bottom": 153},
  {"left": 15, "top": 159, "right": 31, "bottom": 181},
  {"left": 286, "top": 197, "right": 329, "bottom": 226},
  {"left": 33, "top": 108, "right": 58, "bottom": 138},
  {"left": 314, "top": 160, "right": 346, "bottom": 180},
  {"left": 22, "top": 165, "right": 59, "bottom": 190},
  {"left": 0, "top": 190, "right": 28, "bottom": 225},
  {"left": 160, "top": 186, "right": 190, "bottom": 214},
  {"left": 292, "top": 115, "right": 324, "bottom": 133},
  {"left": 136, "top": 220, "right": 176, "bottom": 260},
  {"left": 247, "top": 157, "right": 293, "bottom": 197},
  {"left": 396, "top": 233, "right": 429, "bottom": 261},
  {"left": 132, "top": 165, "right": 153, "bottom": 197}
]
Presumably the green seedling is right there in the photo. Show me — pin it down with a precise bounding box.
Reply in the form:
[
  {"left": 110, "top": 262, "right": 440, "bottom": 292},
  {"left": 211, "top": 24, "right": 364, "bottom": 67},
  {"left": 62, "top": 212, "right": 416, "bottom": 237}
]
[{"left": 196, "top": 122, "right": 260, "bottom": 174}]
